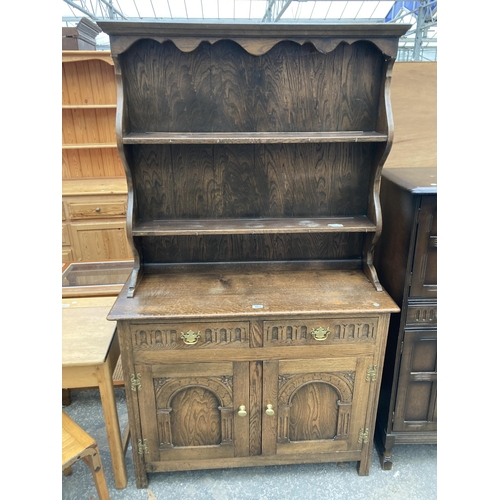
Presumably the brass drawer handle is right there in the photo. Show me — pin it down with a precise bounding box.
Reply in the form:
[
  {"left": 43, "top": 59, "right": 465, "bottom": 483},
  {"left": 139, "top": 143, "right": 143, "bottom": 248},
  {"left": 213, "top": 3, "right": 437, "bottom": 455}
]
[
  {"left": 265, "top": 404, "right": 275, "bottom": 416},
  {"left": 95, "top": 207, "right": 101, "bottom": 212},
  {"left": 237, "top": 405, "right": 247, "bottom": 417},
  {"left": 180, "top": 330, "right": 201, "bottom": 345},
  {"left": 310, "top": 327, "right": 331, "bottom": 341}
]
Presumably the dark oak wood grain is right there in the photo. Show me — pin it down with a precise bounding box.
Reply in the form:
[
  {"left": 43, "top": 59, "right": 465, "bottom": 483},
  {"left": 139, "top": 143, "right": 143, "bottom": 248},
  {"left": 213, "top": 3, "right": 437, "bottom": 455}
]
[
  {"left": 132, "top": 217, "right": 376, "bottom": 236},
  {"left": 120, "top": 39, "right": 384, "bottom": 134},
  {"left": 130, "top": 143, "right": 374, "bottom": 222},
  {"left": 123, "top": 131, "right": 388, "bottom": 144},
  {"left": 138, "top": 233, "right": 364, "bottom": 264},
  {"left": 170, "top": 387, "right": 222, "bottom": 446},
  {"left": 289, "top": 383, "right": 339, "bottom": 440}
]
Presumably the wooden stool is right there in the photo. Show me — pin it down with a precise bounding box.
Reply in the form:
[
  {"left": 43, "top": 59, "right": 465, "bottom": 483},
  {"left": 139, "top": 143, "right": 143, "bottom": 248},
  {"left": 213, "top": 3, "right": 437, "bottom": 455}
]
[{"left": 62, "top": 411, "right": 110, "bottom": 500}]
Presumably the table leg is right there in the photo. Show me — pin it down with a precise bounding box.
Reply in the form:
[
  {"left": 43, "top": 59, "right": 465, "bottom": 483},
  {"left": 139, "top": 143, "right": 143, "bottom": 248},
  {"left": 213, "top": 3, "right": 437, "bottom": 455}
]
[{"left": 96, "top": 358, "right": 128, "bottom": 489}]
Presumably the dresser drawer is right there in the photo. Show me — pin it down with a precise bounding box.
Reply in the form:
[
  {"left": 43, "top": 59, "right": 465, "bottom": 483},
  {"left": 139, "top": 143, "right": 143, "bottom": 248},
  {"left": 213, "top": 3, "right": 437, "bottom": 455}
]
[
  {"left": 405, "top": 300, "right": 437, "bottom": 328},
  {"left": 263, "top": 317, "right": 379, "bottom": 347},
  {"left": 67, "top": 201, "right": 127, "bottom": 220},
  {"left": 130, "top": 322, "right": 250, "bottom": 350}
]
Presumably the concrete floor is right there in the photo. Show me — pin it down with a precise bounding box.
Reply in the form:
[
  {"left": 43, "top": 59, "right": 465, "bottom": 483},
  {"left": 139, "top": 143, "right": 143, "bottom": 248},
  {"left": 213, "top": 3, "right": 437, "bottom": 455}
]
[{"left": 62, "top": 388, "right": 437, "bottom": 500}]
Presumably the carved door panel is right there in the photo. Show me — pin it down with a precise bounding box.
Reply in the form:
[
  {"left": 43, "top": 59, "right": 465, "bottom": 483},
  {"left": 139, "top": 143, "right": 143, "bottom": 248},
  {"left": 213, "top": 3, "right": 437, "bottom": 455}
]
[
  {"left": 410, "top": 195, "right": 437, "bottom": 298},
  {"left": 261, "top": 357, "right": 373, "bottom": 456},
  {"left": 136, "top": 361, "right": 250, "bottom": 464},
  {"left": 393, "top": 330, "right": 437, "bottom": 433}
]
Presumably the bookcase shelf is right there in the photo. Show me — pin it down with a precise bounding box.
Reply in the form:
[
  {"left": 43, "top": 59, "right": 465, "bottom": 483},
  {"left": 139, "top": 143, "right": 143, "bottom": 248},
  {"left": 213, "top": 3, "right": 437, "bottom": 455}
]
[
  {"left": 63, "top": 143, "right": 117, "bottom": 150},
  {"left": 132, "top": 216, "right": 377, "bottom": 236},
  {"left": 63, "top": 104, "right": 117, "bottom": 109},
  {"left": 123, "top": 131, "right": 388, "bottom": 145}
]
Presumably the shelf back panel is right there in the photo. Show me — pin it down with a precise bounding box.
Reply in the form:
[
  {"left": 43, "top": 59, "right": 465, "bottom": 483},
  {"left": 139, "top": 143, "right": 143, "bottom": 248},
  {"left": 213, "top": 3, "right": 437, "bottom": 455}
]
[
  {"left": 62, "top": 59, "right": 117, "bottom": 106},
  {"left": 130, "top": 143, "right": 374, "bottom": 221},
  {"left": 120, "top": 39, "right": 385, "bottom": 134},
  {"left": 138, "top": 233, "right": 364, "bottom": 264},
  {"left": 62, "top": 148, "right": 124, "bottom": 178}
]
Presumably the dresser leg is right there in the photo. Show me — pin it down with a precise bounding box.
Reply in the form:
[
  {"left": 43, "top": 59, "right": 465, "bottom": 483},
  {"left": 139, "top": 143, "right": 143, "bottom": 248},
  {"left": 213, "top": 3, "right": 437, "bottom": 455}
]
[
  {"left": 375, "top": 432, "right": 395, "bottom": 470},
  {"left": 357, "top": 440, "right": 374, "bottom": 476},
  {"left": 62, "top": 389, "right": 72, "bottom": 406}
]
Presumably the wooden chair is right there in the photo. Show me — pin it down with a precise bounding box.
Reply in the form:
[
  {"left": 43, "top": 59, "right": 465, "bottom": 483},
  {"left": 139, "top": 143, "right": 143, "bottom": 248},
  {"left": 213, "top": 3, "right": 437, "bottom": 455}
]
[{"left": 62, "top": 411, "right": 110, "bottom": 500}]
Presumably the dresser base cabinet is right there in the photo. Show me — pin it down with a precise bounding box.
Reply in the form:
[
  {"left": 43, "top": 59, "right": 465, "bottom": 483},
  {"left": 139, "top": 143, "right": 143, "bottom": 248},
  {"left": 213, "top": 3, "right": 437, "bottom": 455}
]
[
  {"left": 109, "top": 266, "right": 398, "bottom": 488},
  {"left": 374, "top": 167, "right": 437, "bottom": 470}
]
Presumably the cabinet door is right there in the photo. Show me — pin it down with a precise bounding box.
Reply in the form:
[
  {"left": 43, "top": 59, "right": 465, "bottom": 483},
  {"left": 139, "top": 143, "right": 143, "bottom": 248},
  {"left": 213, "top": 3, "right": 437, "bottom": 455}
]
[
  {"left": 69, "top": 221, "right": 133, "bottom": 261},
  {"left": 135, "top": 361, "right": 250, "bottom": 465},
  {"left": 262, "top": 357, "right": 373, "bottom": 456},
  {"left": 393, "top": 330, "right": 437, "bottom": 433},
  {"left": 410, "top": 195, "right": 437, "bottom": 297}
]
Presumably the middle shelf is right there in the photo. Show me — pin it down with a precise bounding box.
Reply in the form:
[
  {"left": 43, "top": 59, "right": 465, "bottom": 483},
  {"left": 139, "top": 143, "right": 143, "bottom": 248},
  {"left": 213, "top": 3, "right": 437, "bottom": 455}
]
[
  {"left": 132, "top": 216, "right": 376, "bottom": 236},
  {"left": 122, "top": 131, "right": 388, "bottom": 144}
]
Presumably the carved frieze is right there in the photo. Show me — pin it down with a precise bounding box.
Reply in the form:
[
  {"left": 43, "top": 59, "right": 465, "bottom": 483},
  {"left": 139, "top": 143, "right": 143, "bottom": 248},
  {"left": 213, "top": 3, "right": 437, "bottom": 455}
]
[
  {"left": 406, "top": 300, "right": 437, "bottom": 327},
  {"left": 263, "top": 318, "right": 377, "bottom": 345},
  {"left": 131, "top": 323, "right": 249, "bottom": 349}
]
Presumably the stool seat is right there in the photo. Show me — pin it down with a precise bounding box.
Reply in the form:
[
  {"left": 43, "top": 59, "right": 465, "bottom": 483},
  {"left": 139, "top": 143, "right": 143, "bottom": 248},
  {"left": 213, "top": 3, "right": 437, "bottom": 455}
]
[{"left": 62, "top": 411, "right": 110, "bottom": 500}]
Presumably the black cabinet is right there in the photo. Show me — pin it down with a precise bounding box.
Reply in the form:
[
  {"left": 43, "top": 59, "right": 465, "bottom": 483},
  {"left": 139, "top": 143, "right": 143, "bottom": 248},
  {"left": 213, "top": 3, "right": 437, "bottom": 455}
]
[{"left": 374, "top": 167, "right": 437, "bottom": 470}]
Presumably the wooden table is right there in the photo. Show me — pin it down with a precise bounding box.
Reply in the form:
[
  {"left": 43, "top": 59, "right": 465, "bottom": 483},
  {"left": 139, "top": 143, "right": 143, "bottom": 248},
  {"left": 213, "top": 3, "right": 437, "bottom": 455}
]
[{"left": 62, "top": 296, "right": 127, "bottom": 489}]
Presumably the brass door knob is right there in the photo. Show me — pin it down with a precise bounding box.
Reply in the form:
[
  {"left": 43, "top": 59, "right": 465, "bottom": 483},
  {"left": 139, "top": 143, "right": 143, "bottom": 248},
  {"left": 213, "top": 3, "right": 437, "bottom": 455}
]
[
  {"left": 237, "top": 405, "right": 247, "bottom": 417},
  {"left": 265, "top": 404, "right": 275, "bottom": 416}
]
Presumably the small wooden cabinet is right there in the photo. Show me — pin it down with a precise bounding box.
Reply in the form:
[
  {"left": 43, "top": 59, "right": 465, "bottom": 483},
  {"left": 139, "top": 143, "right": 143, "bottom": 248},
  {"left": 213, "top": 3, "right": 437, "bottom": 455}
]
[
  {"left": 374, "top": 167, "right": 437, "bottom": 469},
  {"left": 99, "top": 21, "right": 408, "bottom": 487},
  {"left": 62, "top": 178, "right": 133, "bottom": 262}
]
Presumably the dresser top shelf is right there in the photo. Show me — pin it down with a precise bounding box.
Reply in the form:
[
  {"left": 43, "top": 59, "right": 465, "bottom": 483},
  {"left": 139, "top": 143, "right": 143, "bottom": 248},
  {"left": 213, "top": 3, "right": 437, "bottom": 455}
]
[{"left": 108, "top": 265, "right": 399, "bottom": 321}]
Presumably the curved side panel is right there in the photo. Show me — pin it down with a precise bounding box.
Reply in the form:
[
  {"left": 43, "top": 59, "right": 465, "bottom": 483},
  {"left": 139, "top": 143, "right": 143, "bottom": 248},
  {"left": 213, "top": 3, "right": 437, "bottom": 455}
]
[
  {"left": 363, "top": 57, "right": 396, "bottom": 292},
  {"left": 112, "top": 54, "right": 143, "bottom": 297}
]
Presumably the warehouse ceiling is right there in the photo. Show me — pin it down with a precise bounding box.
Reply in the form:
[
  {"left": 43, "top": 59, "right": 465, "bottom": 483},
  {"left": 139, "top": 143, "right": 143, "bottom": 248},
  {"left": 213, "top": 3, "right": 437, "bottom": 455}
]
[{"left": 62, "top": 0, "right": 437, "bottom": 61}]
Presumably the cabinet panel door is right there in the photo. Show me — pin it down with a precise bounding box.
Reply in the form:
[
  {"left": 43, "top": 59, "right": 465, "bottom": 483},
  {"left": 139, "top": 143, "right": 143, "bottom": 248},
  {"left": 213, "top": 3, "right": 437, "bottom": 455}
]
[
  {"left": 393, "top": 330, "right": 437, "bottom": 432},
  {"left": 70, "top": 221, "right": 133, "bottom": 261},
  {"left": 136, "top": 361, "right": 249, "bottom": 464},
  {"left": 262, "top": 357, "right": 372, "bottom": 456},
  {"left": 410, "top": 195, "right": 437, "bottom": 297}
]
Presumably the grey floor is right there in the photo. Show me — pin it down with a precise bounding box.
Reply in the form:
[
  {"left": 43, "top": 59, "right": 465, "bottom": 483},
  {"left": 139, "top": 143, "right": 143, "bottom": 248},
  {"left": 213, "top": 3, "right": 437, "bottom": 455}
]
[{"left": 62, "top": 388, "right": 437, "bottom": 500}]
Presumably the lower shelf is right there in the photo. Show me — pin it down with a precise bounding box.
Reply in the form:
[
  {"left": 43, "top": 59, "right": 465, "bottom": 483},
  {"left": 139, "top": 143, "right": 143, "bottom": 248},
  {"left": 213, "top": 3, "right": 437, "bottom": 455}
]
[{"left": 132, "top": 216, "right": 377, "bottom": 236}]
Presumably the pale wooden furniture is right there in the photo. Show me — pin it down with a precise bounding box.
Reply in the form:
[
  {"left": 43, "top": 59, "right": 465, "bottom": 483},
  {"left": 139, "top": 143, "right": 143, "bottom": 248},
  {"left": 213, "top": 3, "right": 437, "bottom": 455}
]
[
  {"left": 62, "top": 178, "right": 132, "bottom": 262},
  {"left": 62, "top": 259, "right": 134, "bottom": 298},
  {"left": 62, "top": 260, "right": 134, "bottom": 404},
  {"left": 62, "top": 410, "right": 110, "bottom": 500},
  {"left": 62, "top": 51, "right": 131, "bottom": 262},
  {"left": 62, "top": 18, "right": 101, "bottom": 50},
  {"left": 62, "top": 296, "right": 127, "bottom": 489},
  {"left": 99, "top": 21, "right": 408, "bottom": 488},
  {"left": 385, "top": 63, "right": 437, "bottom": 168},
  {"left": 374, "top": 167, "right": 437, "bottom": 469},
  {"left": 62, "top": 51, "right": 122, "bottom": 177}
]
